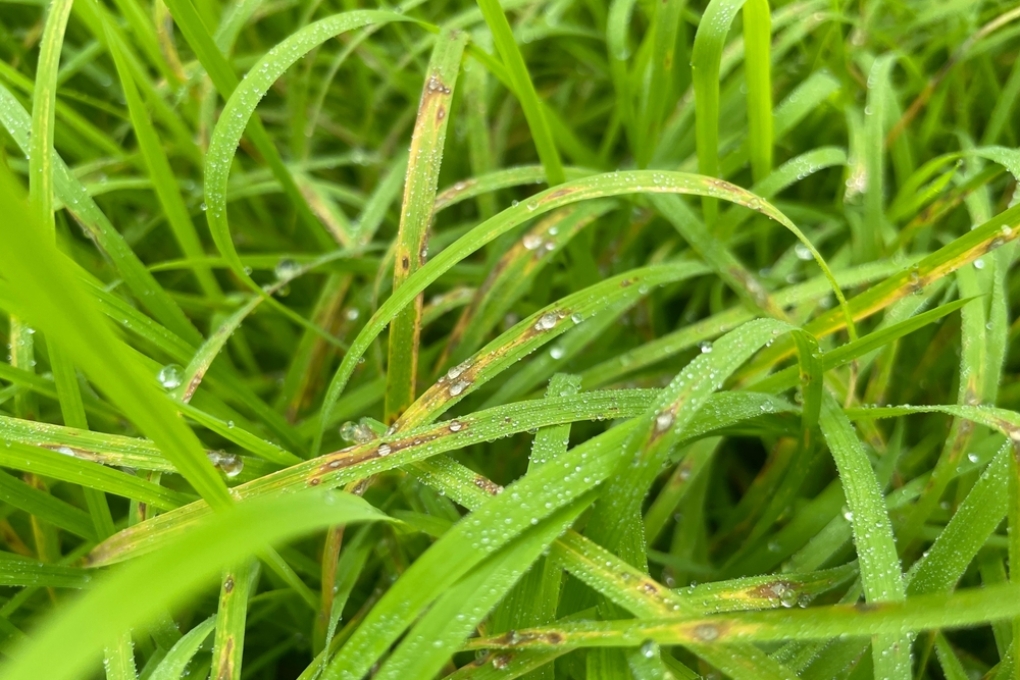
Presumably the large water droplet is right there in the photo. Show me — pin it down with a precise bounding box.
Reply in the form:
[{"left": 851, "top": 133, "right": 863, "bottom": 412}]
[
  {"left": 275, "top": 258, "right": 300, "bottom": 281},
  {"left": 157, "top": 364, "right": 184, "bottom": 390}
]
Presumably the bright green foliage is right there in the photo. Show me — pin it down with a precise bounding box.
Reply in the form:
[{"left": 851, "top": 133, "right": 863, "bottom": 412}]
[{"left": 0, "top": 1, "right": 1019, "bottom": 679}]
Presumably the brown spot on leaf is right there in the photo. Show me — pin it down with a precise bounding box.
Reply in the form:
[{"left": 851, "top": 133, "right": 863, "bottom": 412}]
[
  {"left": 492, "top": 653, "right": 513, "bottom": 669},
  {"left": 436, "top": 105, "right": 446, "bottom": 121},
  {"left": 473, "top": 476, "right": 503, "bottom": 495},
  {"left": 401, "top": 255, "right": 410, "bottom": 270},
  {"left": 309, "top": 477, "right": 322, "bottom": 487},
  {"left": 751, "top": 579, "right": 794, "bottom": 601},
  {"left": 216, "top": 638, "right": 235, "bottom": 680},
  {"left": 541, "top": 187, "right": 577, "bottom": 203},
  {"left": 638, "top": 580, "right": 660, "bottom": 596}
]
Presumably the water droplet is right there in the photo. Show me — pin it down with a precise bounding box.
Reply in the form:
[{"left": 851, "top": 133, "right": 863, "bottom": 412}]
[
  {"left": 534, "top": 312, "right": 559, "bottom": 331},
  {"left": 340, "top": 421, "right": 373, "bottom": 444},
  {"left": 345, "top": 308, "right": 360, "bottom": 321},
  {"left": 570, "top": 313, "right": 583, "bottom": 324},
  {"left": 274, "top": 258, "right": 300, "bottom": 281},
  {"left": 698, "top": 341, "right": 713, "bottom": 354},
  {"left": 549, "top": 345, "right": 565, "bottom": 360},
  {"left": 377, "top": 444, "right": 391, "bottom": 456},
  {"left": 640, "top": 639, "right": 656, "bottom": 658},
  {"left": 446, "top": 361, "right": 470, "bottom": 381},
  {"left": 973, "top": 258, "right": 985, "bottom": 270},
  {"left": 448, "top": 420, "right": 463, "bottom": 432},
  {"left": 523, "top": 234, "right": 543, "bottom": 250},
  {"left": 157, "top": 364, "right": 184, "bottom": 390},
  {"left": 339, "top": 421, "right": 358, "bottom": 442},
  {"left": 967, "top": 452, "right": 979, "bottom": 463},
  {"left": 794, "top": 243, "right": 813, "bottom": 260},
  {"left": 655, "top": 411, "right": 674, "bottom": 432},
  {"left": 449, "top": 380, "right": 470, "bottom": 396}
]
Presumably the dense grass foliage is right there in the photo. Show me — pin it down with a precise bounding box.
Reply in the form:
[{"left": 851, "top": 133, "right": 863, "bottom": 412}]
[{"left": 1, "top": 0, "right": 1020, "bottom": 678}]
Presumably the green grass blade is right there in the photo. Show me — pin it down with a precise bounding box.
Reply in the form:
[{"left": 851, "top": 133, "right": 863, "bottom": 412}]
[
  {"left": 742, "top": 0, "right": 773, "bottom": 183},
  {"left": 386, "top": 28, "right": 467, "bottom": 422},
  {"left": 691, "top": 0, "right": 746, "bottom": 225},
  {"left": 818, "top": 394, "right": 908, "bottom": 679},
  {"left": 316, "top": 169, "right": 853, "bottom": 453},
  {"left": 148, "top": 617, "right": 215, "bottom": 680},
  {"left": 0, "top": 491, "right": 388, "bottom": 680},
  {"left": 101, "top": 17, "right": 221, "bottom": 299},
  {"left": 467, "top": 582, "right": 1020, "bottom": 649},
  {"left": 0, "top": 164, "right": 231, "bottom": 509},
  {"left": 210, "top": 560, "right": 257, "bottom": 680},
  {"left": 475, "top": 0, "right": 565, "bottom": 185}
]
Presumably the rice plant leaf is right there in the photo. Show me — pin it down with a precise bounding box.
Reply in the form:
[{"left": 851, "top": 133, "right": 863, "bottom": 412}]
[
  {"left": 386, "top": 28, "right": 467, "bottom": 422},
  {"left": 475, "top": 0, "right": 565, "bottom": 184},
  {"left": 466, "top": 582, "right": 1020, "bottom": 649},
  {"left": 818, "top": 394, "right": 908, "bottom": 679}
]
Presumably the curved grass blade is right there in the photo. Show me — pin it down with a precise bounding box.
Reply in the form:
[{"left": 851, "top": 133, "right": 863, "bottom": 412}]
[
  {"left": 28, "top": 0, "right": 73, "bottom": 234},
  {"left": 316, "top": 169, "right": 854, "bottom": 453},
  {"left": 907, "top": 442, "right": 1010, "bottom": 596},
  {"left": 159, "top": 0, "right": 334, "bottom": 250},
  {"left": 202, "top": 11, "right": 414, "bottom": 347},
  {"left": 89, "top": 388, "right": 792, "bottom": 567},
  {"left": 586, "top": 318, "right": 799, "bottom": 567}
]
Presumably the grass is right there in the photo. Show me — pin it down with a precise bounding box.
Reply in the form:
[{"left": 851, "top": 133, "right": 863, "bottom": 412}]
[{"left": 0, "top": 0, "right": 1018, "bottom": 678}]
